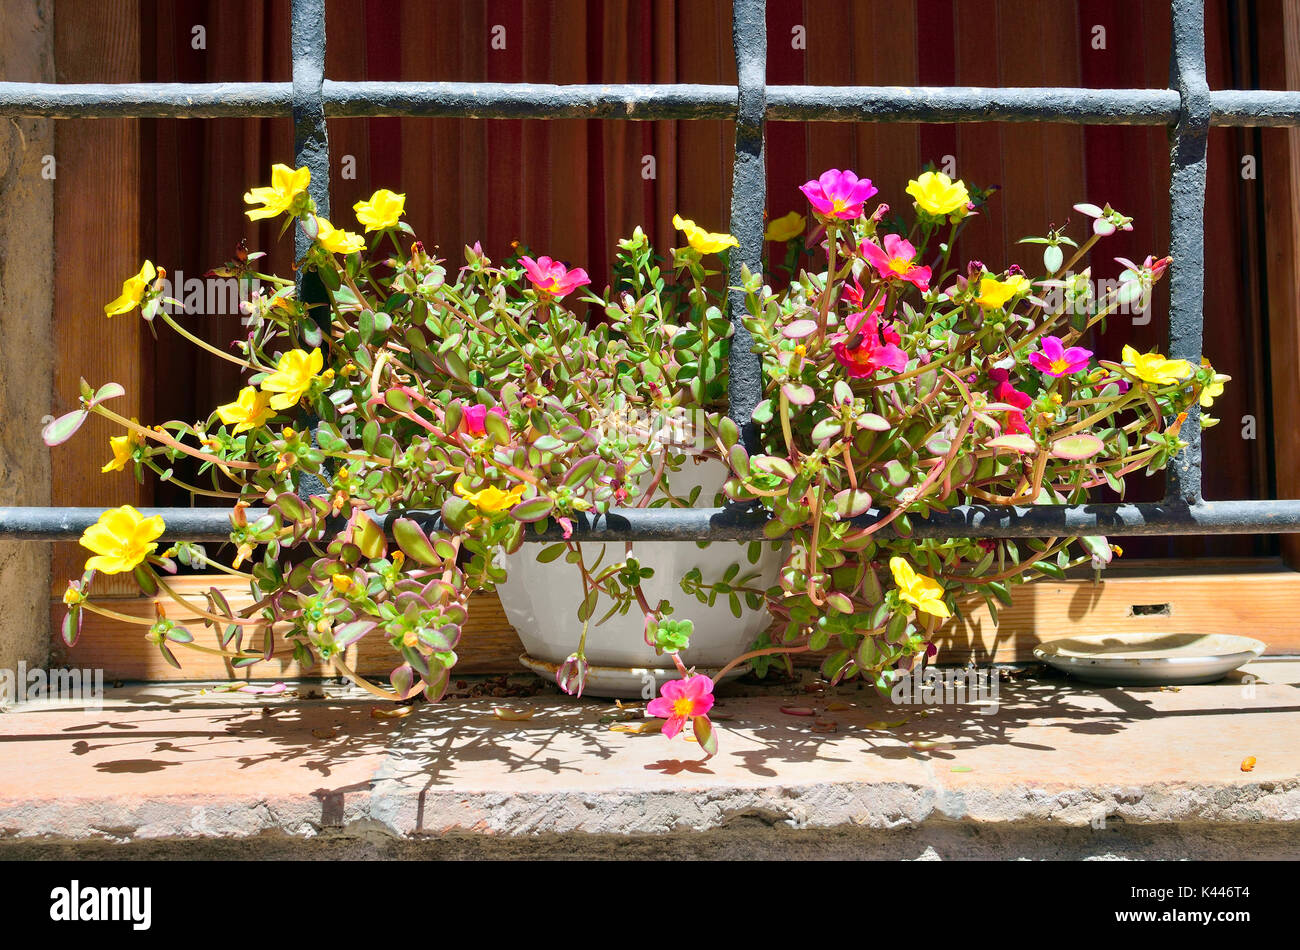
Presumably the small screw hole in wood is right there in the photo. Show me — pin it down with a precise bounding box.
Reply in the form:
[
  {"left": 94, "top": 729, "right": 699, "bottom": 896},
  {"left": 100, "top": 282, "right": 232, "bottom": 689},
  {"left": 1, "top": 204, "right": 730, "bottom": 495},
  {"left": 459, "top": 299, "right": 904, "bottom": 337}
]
[{"left": 1130, "top": 603, "right": 1172, "bottom": 617}]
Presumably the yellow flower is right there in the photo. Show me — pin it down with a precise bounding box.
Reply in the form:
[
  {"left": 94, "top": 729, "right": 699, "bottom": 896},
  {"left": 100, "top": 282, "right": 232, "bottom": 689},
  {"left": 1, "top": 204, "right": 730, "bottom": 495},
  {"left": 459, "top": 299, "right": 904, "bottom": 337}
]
[
  {"left": 104, "top": 261, "right": 157, "bottom": 317},
  {"left": 79, "top": 505, "right": 165, "bottom": 575},
  {"left": 353, "top": 189, "right": 406, "bottom": 231},
  {"left": 975, "top": 275, "right": 1032, "bottom": 310},
  {"left": 100, "top": 422, "right": 143, "bottom": 473},
  {"left": 673, "top": 214, "right": 739, "bottom": 255},
  {"left": 1199, "top": 364, "right": 1231, "bottom": 408},
  {"left": 243, "top": 164, "right": 311, "bottom": 220},
  {"left": 906, "top": 171, "right": 970, "bottom": 218},
  {"left": 764, "top": 211, "right": 806, "bottom": 243},
  {"left": 216, "top": 386, "right": 276, "bottom": 434},
  {"left": 454, "top": 481, "right": 526, "bottom": 514},
  {"left": 62, "top": 584, "right": 85, "bottom": 606},
  {"left": 315, "top": 216, "right": 366, "bottom": 255},
  {"left": 331, "top": 574, "right": 353, "bottom": 594},
  {"left": 260, "top": 348, "right": 324, "bottom": 411},
  {"left": 889, "top": 556, "right": 951, "bottom": 620},
  {"left": 1121, "top": 344, "right": 1193, "bottom": 386}
]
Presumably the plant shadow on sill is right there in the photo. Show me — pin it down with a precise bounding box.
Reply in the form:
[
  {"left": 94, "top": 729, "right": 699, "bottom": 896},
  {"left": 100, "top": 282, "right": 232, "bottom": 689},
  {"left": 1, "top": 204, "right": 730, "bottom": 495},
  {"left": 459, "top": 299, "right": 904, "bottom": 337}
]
[{"left": 7, "top": 668, "right": 1295, "bottom": 811}]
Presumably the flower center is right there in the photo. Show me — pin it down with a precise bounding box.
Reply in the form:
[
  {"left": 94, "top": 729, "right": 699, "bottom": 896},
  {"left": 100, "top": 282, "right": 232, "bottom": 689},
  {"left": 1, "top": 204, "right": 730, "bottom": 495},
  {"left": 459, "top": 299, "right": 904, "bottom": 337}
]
[
  {"left": 1050, "top": 358, "right": 1070, "bottom": 375},
  {"left": 888, "top": 257, "right": 911, "bottom": 275},
  {"left": 831, "top": 197, "right": 847, "bottom": 212},
  {"left": 672, "top": 697, "right": 695, "bottom": 717}
]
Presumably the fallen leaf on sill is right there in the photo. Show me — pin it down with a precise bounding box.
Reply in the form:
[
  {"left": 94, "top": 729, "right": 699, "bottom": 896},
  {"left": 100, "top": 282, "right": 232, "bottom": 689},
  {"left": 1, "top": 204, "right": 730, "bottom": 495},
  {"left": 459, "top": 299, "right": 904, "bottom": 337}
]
[
  {"left": 370, "top": 705, "right": 415, "bottom": 720},
  {"left": 599, "top": 710, "right": 640, "bottom": 725},
  {"left": 609, "top": 720, "right": 662, "bottom": 735},
  {"left": 811, "top": 719, "right": 837, "bottom": 733},
  {"left": 908, "top": 740, "right": 953, "bottom": 751},
  {"left": 311, "top": 727, "right": 338, "bottom": 740},
  {"left": 862, "top": 718, "right": 909, "bottom": 730},
  {"left": 492, "top": 707, "right": 536, "bottom": 721},
  {"left": 949, "top": 765, "right": 973, "bottom": 772},
  {"left": 826, "top": 701, "right": 855, "bottom": 711},
  {"left": 1241, "top": 756, "right": 1257, "bottom": 772},
  {"left": 1159, "top": 685, "right": 1182, "bottom": 692},
  {"left": 780, "top": 706, "right": 817, "bottom": 717}
]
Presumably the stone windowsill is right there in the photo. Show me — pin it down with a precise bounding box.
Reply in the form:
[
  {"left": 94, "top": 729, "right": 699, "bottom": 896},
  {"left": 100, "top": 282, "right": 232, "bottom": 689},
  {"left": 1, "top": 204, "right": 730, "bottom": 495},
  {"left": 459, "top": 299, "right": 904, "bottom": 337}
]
[{"left": 1, "top": 659, "right": 1298, "bottom": 858}]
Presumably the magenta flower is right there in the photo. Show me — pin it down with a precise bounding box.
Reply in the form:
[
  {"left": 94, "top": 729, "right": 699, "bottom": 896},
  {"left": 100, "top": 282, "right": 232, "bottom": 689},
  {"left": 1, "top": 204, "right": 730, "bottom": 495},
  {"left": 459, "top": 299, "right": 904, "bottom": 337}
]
[
  {"left": 1029, "top": 336, "right": 1093, "bottom": 378},
  {"left": 800, "top": 168, "right": 878, "bottom": 221},
  {"left": 860, "top": 234, "right": 931, "bottom": 291},
  {"left": 519, "top": 255, "right": 591, "bottom": 298},
  {"left": 988, "top": 368, "right": 1033, "bottom": 435},
  {"left": 460, "top": 403, "right": 508, "bottom": 437},
  {"left": 646, "top": 674, "right": 715, "bottom": 739},
  {"left": 832, "top": 311, "right": 907, "bottom": 378}
]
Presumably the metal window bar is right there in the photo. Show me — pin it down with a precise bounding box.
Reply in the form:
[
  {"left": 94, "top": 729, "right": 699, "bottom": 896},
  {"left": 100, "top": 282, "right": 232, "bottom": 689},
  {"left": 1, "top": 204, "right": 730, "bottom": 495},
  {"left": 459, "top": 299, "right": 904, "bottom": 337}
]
[{"left": 3, "top": 0, "right": 1300, "bottom": 543}]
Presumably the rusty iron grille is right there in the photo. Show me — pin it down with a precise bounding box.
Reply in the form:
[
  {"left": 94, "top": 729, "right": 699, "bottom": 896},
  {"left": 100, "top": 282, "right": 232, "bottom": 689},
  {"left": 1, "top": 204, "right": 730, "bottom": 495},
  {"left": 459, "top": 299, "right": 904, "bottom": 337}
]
[{"left": 3, "top": 0, "right": 1300, "bottom": 542}]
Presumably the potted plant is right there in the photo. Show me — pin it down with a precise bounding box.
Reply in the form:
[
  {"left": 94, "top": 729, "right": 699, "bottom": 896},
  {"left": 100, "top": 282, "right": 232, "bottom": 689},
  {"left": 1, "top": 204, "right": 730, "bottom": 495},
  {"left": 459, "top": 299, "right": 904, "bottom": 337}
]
[
  {"left": 720, "top": 167, "right": 1227, "bottom": 706},
  {"left": 49, "top": 165, "right": 782, "bottom": 718},
  {"left": 49, "top": 162, "right": 1225, "bottom": 761}
]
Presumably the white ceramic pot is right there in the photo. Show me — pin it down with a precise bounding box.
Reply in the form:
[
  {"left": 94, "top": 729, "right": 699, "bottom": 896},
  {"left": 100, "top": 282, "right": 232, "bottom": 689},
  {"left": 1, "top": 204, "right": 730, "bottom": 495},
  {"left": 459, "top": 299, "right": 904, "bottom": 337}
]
[{"left": 498, "top": 458, "right": 784, "bottom": 698}]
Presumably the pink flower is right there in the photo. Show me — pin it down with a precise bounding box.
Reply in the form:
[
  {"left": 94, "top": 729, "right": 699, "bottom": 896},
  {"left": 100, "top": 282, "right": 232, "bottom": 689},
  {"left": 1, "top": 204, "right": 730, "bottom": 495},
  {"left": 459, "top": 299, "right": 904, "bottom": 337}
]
[
  {"left": 859, "top": 234, "right": 931, "bottom": 291},
  {"left": 832, "top": 311, "right": 908, "bottom": 378},
  {"left": 646, "top": 674, "right": 715, "bottom": 739},
  {"left": 460, "top": 403, "right": 508, "bottom": 437},
  {"left": 987, "top": 368, "right": 1033, "bottom": 434},
  {"left": 800, "top": 168, "right": 878, "bottom": 221},
  {"left": 520, "top": 255, "right": 591, "bottom": 298},
  {"left": 1028, "top": 336, "right": 1093, "bottom": 378}
]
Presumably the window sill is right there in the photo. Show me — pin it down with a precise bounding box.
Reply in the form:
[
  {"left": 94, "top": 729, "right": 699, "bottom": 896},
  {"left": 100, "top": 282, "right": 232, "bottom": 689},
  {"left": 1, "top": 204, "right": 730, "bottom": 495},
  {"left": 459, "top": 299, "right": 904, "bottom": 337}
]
[{"left": 1, "top": 661, "right": 1298, "bottom": 856}]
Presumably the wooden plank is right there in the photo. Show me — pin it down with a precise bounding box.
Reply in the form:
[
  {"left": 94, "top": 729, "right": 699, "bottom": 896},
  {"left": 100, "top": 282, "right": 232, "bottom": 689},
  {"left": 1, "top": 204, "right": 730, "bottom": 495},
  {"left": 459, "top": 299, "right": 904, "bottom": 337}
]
[
  {"left": 52, "top": 0, "right": 148, "bottom": 596},
  {"left": 50, "top": 561, "right": 1300, "bottom": 681},
  {"left": 51, "top": 576, "right": 524, "bottom": 682}
]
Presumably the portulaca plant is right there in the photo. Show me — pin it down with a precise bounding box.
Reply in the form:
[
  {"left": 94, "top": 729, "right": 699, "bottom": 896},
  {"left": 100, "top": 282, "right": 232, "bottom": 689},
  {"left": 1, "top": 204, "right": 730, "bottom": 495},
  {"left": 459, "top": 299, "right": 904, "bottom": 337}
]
[{"left": 48, "top": 163, "right": 1225, "bottom": 761}]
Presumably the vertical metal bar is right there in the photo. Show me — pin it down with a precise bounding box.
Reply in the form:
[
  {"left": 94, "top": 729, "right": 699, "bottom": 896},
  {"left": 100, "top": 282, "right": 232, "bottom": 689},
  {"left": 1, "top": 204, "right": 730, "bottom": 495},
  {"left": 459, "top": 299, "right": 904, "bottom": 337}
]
[
  {"left": 1166, "top": 0, "right": 1211, "bottom": 505},
  {"left": 726, "top": 0, "right": 767, "bottom": 452},
  {"left": 291, "top": 0, "right": 330, "bottom": 225},
  {"left": 291, "top": 0, "right": 332, "bottom": 498}
]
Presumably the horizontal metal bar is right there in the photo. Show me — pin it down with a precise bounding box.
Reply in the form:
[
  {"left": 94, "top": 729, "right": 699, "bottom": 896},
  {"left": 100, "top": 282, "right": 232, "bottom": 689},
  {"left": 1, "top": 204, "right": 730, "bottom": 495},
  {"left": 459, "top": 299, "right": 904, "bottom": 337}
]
[
  {"left": 321, "top": 80, "right": 737, "bottom": 119},
  {"left": 4, "top": 500, "right": 1300, "bottom": 543},
  {"left": 3, "top": 81, "right": 1297, "bottom": 127},
  {"left": 0, "top": 81, "right": 294, "bottom": 118},
  {"left": 1208, "top": 89, "right": 1300, "bottom": 126},
  {"left": 765, "top": 86, "right": 1180, "bottom": 124}
]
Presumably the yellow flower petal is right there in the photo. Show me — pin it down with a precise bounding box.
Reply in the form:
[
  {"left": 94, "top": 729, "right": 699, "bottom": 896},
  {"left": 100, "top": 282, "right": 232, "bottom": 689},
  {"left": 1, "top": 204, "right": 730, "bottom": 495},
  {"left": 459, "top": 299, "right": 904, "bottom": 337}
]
[
  {"left": 764, "top": 211, "right": 806, "bottom": 243},
  {"left": 244, "top": 164, "right": 310, "bottom": 220},
  {"left": 79, "top": 505, "right": 165, "bottom": 575},
  {"left": 216, "top": 386, "right": 276, "bottom": 434},
  {"left": 353, "top": 189, "right": 406, "bottom": 232},
  {"left": 259, "top": 349, "right": 324, "bottom": 411},
  {"left": 673, "top": 213, "right": 739, "bottom": 255},
  {"left": 104, "top": 261, "right": 157, "bottom": 317},
  {"left": 889, "top": 556, "right": 951, "bottom": 620},
  {"left": 906, "top": 171, "right": 970, "bottom": 218},
  {"left": 315, "top": 216, "right": 367, "bottom": 255}
]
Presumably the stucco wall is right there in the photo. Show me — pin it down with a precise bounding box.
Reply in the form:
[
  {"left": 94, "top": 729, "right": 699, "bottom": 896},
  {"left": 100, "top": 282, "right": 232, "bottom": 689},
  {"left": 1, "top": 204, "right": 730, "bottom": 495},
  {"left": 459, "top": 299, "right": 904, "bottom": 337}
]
[{"left": 0, "top": 0, "right": 54, "bottom": 673}]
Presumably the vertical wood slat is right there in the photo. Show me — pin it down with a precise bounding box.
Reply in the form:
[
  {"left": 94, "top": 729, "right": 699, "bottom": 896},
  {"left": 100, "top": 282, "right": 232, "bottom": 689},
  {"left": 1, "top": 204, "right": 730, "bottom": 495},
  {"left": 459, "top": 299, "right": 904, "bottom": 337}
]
[{"left": 52, "top": 0, "right": 148, "bottom": 596}]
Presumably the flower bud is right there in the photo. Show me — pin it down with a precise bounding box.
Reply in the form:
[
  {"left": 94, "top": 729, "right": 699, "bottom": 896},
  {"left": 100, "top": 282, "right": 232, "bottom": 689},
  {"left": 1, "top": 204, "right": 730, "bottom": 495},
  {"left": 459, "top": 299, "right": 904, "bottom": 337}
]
[{"left": 556, "top": 652, "right": 590, "bottom": 698}]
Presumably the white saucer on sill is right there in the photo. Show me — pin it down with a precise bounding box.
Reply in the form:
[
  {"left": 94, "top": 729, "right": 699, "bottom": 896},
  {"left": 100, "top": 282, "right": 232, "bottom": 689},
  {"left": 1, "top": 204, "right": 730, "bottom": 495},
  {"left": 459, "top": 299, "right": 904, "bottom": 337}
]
[{"left": 1033, "top": 633, "right": 1266, "bottom": 686}]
